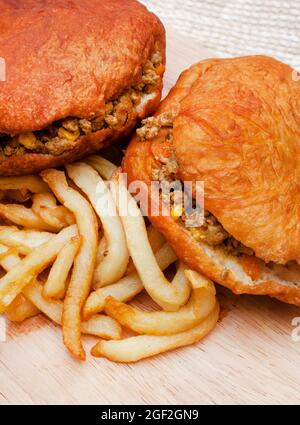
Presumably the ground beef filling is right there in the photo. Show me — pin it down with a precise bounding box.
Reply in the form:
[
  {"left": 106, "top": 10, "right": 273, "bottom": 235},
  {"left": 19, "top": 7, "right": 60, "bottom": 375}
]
[
  {"left": 137, "top": 114, "right": 254, "bottom": 257},
  {"left": 0, "top": 52, "right": 163, "bottom": 157},
  {"left": 184, "top": 212, "right": 254, "bottom": 256}
]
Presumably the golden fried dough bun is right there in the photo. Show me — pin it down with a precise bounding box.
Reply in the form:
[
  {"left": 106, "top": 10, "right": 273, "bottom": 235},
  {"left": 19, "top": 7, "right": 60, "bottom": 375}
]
[
  {"left": 0, "top": 0, "right": 165, "bottom": 175},
  {"left": 123, "top": 56, "right": 300, "bottom": 306}
]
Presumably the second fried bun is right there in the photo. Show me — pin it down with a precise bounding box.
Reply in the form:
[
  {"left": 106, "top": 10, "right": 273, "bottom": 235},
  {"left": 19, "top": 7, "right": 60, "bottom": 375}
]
[{"left": 123, "top": 56, "right": 300, "bottom": 306}]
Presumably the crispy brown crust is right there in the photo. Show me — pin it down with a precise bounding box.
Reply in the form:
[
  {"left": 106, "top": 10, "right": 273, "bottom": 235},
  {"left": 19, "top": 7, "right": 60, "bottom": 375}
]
[
  {"left": 0, "top": 88, "right": 161, "bottom": 175},
  {"left": 0, "top": 0, "right": 165, "bottom": 134},
  {"left": 123, "top": 56, "right": 300, "bottom": 307},
  {"left": 173, "top": 57, "right": 300, "bottom": 264}
]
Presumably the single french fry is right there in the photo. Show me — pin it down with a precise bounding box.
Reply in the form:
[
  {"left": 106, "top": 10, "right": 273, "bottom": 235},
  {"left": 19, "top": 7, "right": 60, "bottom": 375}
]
[
  {"left": 6, "top": 294, "right": 40, "bottom": 322},
  {"left": 85, "top": 155, "right": 117, "bottom": 180},
  {"left": 0, "top": 243, "right": 20, "bottom": 268},
  {"left": 32, "top": 193, "right": 57, "bottom": 209},
  {"left": 32, "top": 193, "right": 75, "bottom": 229},
  {"left": 83, "top": 273, "right": 144, "bottom": 320},
  {"left": 147, "top": 225, "right": 165, "bottom": 253},
  {"left": 40, "top": 206, "right": 75, "bottom": 229},
  {"left": 80, "top": 315, "right": 121, "bottom": 340},
  {"left": 0, "top": 175, "right": 49, "bottom": 193},
  {"left": 0, "top": 226, "right": 53, "bottom": 255},
  {"left": 4, "top": 189, "right": 31, "bottom": 203},
  {"left": 43, "top": 236, "right": 81, "bottom": 299},
  {"left": 124, "top": 225, "right": 164, "bottom": 276},
  {"left": 0, "top": 204, "right": 59, "bottom": 232}
]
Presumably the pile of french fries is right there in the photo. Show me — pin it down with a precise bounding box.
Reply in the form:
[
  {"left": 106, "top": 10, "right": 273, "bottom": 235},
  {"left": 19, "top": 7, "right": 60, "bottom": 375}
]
[{"left": 0, "top": 155, "right": 219, "bottom": 362}]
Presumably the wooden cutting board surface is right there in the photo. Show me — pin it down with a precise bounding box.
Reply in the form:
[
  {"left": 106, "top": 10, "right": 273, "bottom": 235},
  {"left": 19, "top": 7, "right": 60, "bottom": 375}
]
[{"left": 1, "top": 29, "right": 300, "bottom": 406}]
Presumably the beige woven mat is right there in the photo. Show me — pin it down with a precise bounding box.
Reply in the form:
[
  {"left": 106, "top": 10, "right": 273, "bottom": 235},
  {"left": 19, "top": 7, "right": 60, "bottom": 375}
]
[{"left": 142, "top": 0, "right": 300, "bottom": 69}]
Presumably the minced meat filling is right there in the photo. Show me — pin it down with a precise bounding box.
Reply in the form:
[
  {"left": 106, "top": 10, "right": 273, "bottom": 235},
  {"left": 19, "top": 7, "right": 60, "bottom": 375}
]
[
  {"left": 137, "top": 113, "right": 254, "bottom": 257},
  {"left": 185, "top": 212, "right": 254, "bottom": 256},
  {"left": 138, "top": 112, "right": 176, "bottom": 182},
  {"left": 136, "top": 112, "right": 173, "bottom": 141},
  {"left": 0, "top": 52, "right": 163, "bottom": 157}
]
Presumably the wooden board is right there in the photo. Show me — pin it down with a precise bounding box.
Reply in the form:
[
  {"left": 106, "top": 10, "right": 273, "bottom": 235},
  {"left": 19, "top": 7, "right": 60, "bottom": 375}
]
[{"left": 1, "top": 29, "right": 300, "bottom": 406}]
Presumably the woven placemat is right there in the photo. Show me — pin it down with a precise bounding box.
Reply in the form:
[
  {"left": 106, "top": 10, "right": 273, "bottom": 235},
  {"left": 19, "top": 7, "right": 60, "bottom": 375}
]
[{"left": 142, "top": 0, "right": 300, "bottom": 69}]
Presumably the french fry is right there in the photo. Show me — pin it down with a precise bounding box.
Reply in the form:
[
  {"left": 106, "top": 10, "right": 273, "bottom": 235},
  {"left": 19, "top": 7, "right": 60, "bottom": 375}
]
[
  {"left": 6, "top": 294, "right": 40, "bottom": 322},
  {"left": 39, "top": 206, "right": 75, "bottom": 229},
  {"left": 0, "top": 175, "right": 50, "bottom": 193},
  {"left": 91, "top": 303, "right": 220, "bottom": 363},
  {"left": 0, "top": 224, "right": 78, "bottom": 312},
  {"left": 85, "top": 155, "right": 117, "bottom": 180},
  {"left": 23, "top": 282, "right": 121, "bottom": 340},
  {"left": 147, "top": 225, "right": 165, "bottom": 253},
  {"left": 104, "top": 266, "right": 216, "bottom": 335},
  {"left": 43, "top": 236, "right": 81, "bottom": 299},
  {"left": 83, "top": 273, "right": 143, "bottom": 320},
  {"left": 0, "top": 226, "right": 53, "bottom": 255},
  {"left": 0, "top": 247, "right": 18, "bottom": 263},
  {"left": 5, "top": 189, "right": 31, "bottom": 203},
  {"left": 32, "top": 193, "right": 57, "bottom": 209},
  {"left": 0, "top": 244, "right": 40, "bottom": 321},
  {"left": 154, "top": 243, "right": 178, "bottom": 271},
  {"left": 96, "top": 237, "right": 106, "bottom": 264},
  {"left": 111, "top": 178, "right": 190, "bottom": 311},
  {"left": 80, "top": 315, "right": 121, "bottom": 340},
  {"left": 0, "top": 204, "right": 60, "bottom": 232},
  {"left": 41, "top": 170, "right": 98, "bottom": 360},
  {"left": 83, "top": 242, "right": 178, "bottom": 319},
  {"left": 0, "top": 243, "right": 20, "bottom": 268},
  {"left": 32, "top": 193, "right": 75, "bottom": 229},
  {"left": 124, "top": 225, "right": 165, "bottom": 276},
  {"left": 66, "top": 163, "right": 129, "bottom": 288},
  {"left": 0, "top": 153, "right": 221, "bottom": 364}
]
